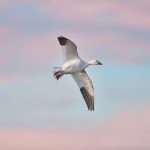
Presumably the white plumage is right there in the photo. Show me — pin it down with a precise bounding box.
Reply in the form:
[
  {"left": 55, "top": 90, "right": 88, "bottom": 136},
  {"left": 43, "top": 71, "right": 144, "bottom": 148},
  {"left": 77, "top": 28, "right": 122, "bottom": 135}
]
[{"left": 53, "top": 36, "right": 102, "bottom": 111}]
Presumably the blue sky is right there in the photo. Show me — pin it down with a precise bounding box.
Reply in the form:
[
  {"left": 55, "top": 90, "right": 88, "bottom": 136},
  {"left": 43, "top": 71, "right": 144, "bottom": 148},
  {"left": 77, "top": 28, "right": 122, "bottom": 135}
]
[{"left": 0, "top": 0, "right": 150, "bottom": 149}]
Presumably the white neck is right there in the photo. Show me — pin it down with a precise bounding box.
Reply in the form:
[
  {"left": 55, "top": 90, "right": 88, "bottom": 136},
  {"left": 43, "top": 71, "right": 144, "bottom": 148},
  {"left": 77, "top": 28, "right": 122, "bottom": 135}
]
[
  {"left": 88, "top": 59, "right": 96, "bottom": 65},
  {"left": 83, "top": 60, "right": 95, "bottom": 68}
]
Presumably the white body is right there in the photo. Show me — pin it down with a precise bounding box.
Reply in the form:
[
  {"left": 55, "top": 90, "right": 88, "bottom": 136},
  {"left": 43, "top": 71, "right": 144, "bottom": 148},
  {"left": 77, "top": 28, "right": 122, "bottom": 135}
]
[{"left": 53, "top": 36, "right": 102, "bottom": 111}]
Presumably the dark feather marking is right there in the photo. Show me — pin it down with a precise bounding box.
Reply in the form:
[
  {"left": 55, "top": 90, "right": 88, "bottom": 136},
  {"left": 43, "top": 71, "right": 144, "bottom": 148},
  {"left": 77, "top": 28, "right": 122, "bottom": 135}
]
[
  {"left": 58, "top": 36, "right": 68, "bottom": 45},
  {"left": 80, "top": 88, "right": 89, "bottom": 108},
  {"left": 82, "top": 89, "right": 90, "bottom": 109},
  {"left": 80, "top": 87, "right": 94, "bottom": 111}
]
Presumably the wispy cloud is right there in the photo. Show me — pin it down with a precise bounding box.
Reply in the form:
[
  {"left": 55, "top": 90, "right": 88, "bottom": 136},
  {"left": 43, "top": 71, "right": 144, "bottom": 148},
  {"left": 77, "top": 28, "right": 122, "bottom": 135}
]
[
  {"left": 0, "top": 105, "right": 149, "bottom": 150},
  {"left": 0, "top": 2, "right": 149, "bottom": 147}
]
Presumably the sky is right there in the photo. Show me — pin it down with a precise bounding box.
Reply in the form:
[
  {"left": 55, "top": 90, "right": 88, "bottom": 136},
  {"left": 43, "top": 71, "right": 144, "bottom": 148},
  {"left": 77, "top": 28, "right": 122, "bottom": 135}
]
[{"left": 0, "top": 0, "right": 150, "bottom": 149}]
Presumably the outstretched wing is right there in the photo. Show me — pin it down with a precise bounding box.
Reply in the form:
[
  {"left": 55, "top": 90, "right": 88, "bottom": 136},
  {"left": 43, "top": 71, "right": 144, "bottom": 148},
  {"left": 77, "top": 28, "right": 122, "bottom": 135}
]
[
  {"left": 72, "top": 70, "right": 94, "bottom": 111},
  {"left": 57, "top": 36, "right": 80, "bottom": 63}
]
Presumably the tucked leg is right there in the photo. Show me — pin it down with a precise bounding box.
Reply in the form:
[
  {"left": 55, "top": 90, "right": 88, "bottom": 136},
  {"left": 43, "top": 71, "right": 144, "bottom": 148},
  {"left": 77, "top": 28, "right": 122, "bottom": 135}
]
[{"left": 53, "top": 70, "right": 63, "bottom": 80}]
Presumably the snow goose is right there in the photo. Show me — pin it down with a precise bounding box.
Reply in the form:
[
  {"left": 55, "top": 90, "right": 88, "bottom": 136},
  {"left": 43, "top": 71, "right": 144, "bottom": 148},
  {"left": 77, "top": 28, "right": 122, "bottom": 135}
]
[{"left": 53, "top": 36, "right": 102, "bottom": 111}]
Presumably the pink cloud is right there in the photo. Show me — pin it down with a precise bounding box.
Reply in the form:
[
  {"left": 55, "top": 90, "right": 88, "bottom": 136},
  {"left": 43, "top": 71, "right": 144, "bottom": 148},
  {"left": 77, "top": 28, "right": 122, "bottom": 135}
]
[
  {"left": 1, "top": 0, "right": 149, "bottom": 31},
  {"left": 0, "top": 0, "right": 10, "bottom": 10},
  {"left": 20, "top": 34, "right": 58, "bottom": 60},
  {"left": 0, "top": 0, "right": 149, "bottom": 68},
  {"left": 0, "top": 74, "right": 25, "bottom": 85},
  {"left": 37, "top": 0, "right": 150, "bottom": 31},
  {"left": 33, "top": 0, "right": 150, "bottom": 64},
  {"left": 0, "top": 54, "right": 5, "bottom": 67},
  {"left": 0, "top": 105, "right": 149, "bottom": 150},
  {"left": 111, "top": 1, "right": 150, "bottom": 30}
]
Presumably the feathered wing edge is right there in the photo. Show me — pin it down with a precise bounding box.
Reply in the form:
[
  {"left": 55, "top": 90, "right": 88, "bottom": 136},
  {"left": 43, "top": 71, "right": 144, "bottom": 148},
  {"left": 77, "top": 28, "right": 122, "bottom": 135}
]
[
  {"left": 72, "top": 70, "right": 94, "bottom": 111},
  {"left": 57, "top": 36, "right": 79, "bottom": 63},
  {"left": 80, "top": 87, "right": 94, "bottom": 111}
]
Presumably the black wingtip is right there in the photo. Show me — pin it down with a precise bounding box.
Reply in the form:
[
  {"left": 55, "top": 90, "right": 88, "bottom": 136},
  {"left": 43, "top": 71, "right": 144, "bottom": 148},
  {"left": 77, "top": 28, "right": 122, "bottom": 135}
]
[
  {"left": 80, "top": 87, "right": 94, "bottom": 112},
  {"left": 57, "top": 36, "right": 68, "bottom": 46},
  {"left": 89, "top": 105, "right": 94, "bottom": 111}
]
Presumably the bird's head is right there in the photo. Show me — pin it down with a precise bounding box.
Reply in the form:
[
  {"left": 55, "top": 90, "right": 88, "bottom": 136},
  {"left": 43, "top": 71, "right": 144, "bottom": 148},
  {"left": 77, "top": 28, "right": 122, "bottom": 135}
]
[{"left": 88, "top": 59, "right": 102, "bottom": 65}]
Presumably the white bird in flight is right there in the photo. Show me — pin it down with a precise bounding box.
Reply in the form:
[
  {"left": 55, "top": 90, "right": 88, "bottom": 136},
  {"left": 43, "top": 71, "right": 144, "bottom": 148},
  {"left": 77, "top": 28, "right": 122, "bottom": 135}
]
[{"left": 53, "top": 36, "right": 102, "bottom": 111}]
